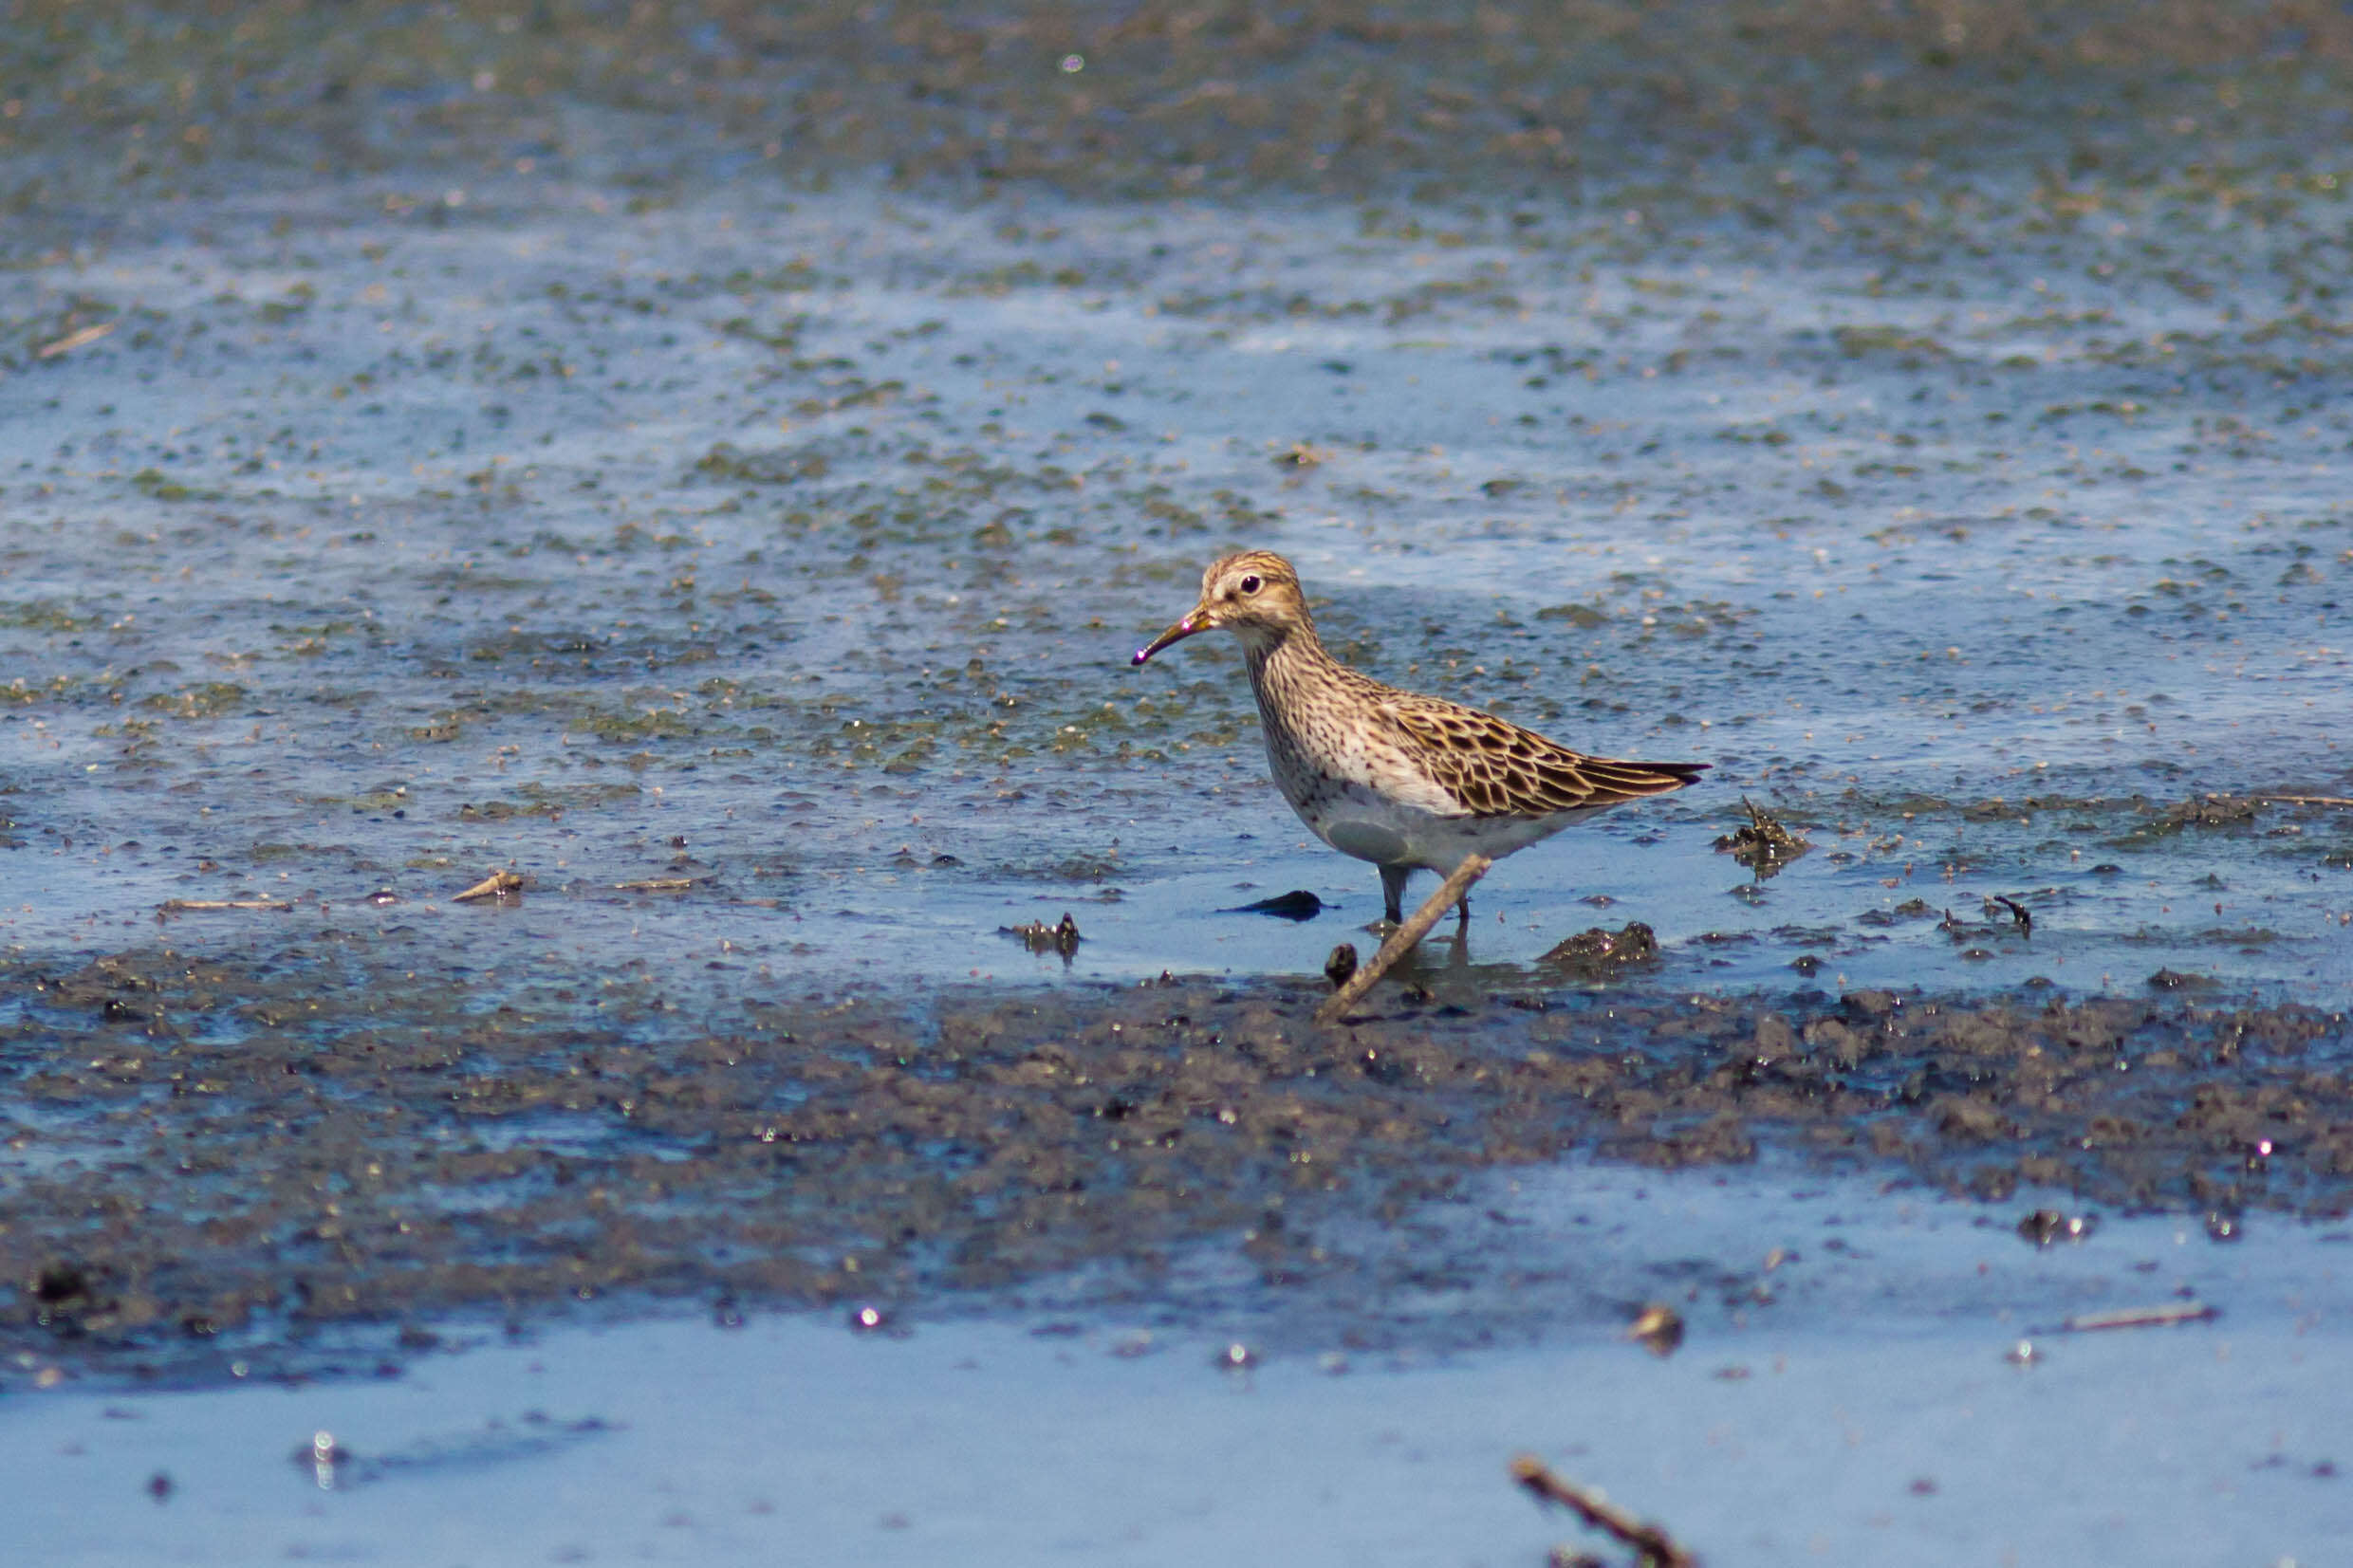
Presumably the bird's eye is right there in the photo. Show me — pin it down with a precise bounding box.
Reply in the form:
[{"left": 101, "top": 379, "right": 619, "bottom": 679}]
[{"left": 1238, "top": 574, "right": 1263, "bottom": 595}]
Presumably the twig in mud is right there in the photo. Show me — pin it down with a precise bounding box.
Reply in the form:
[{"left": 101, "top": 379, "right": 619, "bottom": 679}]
[
  {"left": 1315, "top": 854, "right": 1491, "bottom": 1024},
  {"left": 1510, "top": 1454, "right": 1699, "bottom": 1568},
  {"left": 614, "top": 877, "right": 699, "bottom": 892},
  {"left": 158, "top": 897, "right": 295, "bottom": 913},
  {"left": 36, "top": 322, "right": 114, "bottom": 359},
  {"left": 2255, "top": 793, "right": 2353, "bottom": 808},
  {"left": 454, "top": 870, "right": 526, "bottom": 903},
  {"left": 2061, "top": 1301, "right": 2218, "bottom": 1333},
  {"left": 1989, "top": 895, "right": 2032, "bottom": 935}
]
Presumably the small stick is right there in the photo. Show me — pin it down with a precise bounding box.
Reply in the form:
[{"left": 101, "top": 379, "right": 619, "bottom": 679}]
[
  {"left": 1315, "top": 854, "right": 1491, "bottom": 1024},
  {"left": 1510, "top": 1454, "right": 1699, "bottom": 1568},
  {"left": 36, "top": 322, "right": 115, "bottom": 359},
  {"left": 158, "top": 898, "right": 294, "bottom": 913},
  {"left": 2254, "top": 793, "right": 2353, "bottom": 808},
  {"left": 454, "top": 870, "right": 525, "bottom": 902},
  {"left": 2061, "top": 1301, "right": 2218, "bottom": 1333}
]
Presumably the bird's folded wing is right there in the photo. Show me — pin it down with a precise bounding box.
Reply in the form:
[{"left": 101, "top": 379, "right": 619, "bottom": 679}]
[{"left": 1384, "top": 703, "right": 1699, "bottom": 819}]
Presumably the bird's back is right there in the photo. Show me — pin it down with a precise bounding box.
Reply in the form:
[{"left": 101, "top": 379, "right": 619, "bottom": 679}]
[{"left": 1249, "top": 637, "right": 1705, "bottom": 824}]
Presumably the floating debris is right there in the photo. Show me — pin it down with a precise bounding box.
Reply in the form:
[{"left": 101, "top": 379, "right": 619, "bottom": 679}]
[
  {"left": 1223, "top": 890, "right": 1326, "bottom": 920},
  {"left": 614, "top": 876, "right": 700, "bottom": 893},
  {"left": 1002, "top": 913, "right": 1082, "bottom": 957},
  {"left": 1714, "top": 796, "right": 1809, "bottom": 876},
  {"left": 2016, "top": 1208, "right": 2096, "bottom": 1246},
  {"left": 1324, "top": 942, "right": 1359, "bottom": 989},
  {"left": 294, "top": 1429, "right": 353, "bottom": 1488},
  {"left": 157, "top": 898, "right": 295, "bottom": 913},
  {"left": 36, "top": 321, "right": 114, "bottom": 359},
  {"left": 454, "top": 869, "right": 526, "bottom": 903},
  {"left": 1628, "top": 1301, "right": 1685, "bottom": 1358},
  {"left": 289, "top": 1414, "right": 610, "bottom": 1487},
  {"left": 1273, "top": 441, "right": 1328, "bottom": 468},
  {"left": 1939, "top": 900, "right": 2032, "bottom": 945},
  {"left": 2060, "top": 1301, "right": 2219, "bottom": 1333}
]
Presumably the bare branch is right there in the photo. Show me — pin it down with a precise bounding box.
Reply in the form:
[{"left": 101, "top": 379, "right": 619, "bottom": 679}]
[
  {"left": 1315, "top": 854, "right": 1491, "bottom": 1023},
  {"left": 1510, "top": 1454, "right": 1699, "bottom": 1568}
]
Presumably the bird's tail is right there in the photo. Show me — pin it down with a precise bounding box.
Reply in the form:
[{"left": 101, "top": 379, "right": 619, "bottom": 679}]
[{"left": 1582, "top": 758, "right": 1711, "bottom": 798}]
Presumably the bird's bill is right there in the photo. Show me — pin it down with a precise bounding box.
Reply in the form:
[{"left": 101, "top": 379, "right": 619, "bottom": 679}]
[{"left": 1131, "top": 606, "right": 1213, "bottom": 666}]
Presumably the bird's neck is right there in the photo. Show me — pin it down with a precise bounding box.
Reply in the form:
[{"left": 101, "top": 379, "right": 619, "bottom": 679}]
[{"left": 1243, "top": 626, "right": 1338, "bottom": 720}]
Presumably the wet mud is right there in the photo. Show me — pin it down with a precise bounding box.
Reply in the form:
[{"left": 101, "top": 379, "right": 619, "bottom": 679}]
[
  {"left": 9, "top": 2, "right": 2353, "bottom": 205},
  {"left": 5, "top": 935, "right": 2347, "bottom": 1381}
]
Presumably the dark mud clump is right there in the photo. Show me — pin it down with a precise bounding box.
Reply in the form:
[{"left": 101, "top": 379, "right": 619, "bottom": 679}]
[
  {"left": 2137, "top": 794, "right": 2264, "bottom": 838},
  {"left": 1539, "top": 922, "right": 1660, "bottom": 977},
  {"left": 6, "top": 942, "right": 2350, "bottom": 1381}
]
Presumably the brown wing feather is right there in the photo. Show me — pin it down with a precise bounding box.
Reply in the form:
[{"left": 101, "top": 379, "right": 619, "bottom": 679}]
[{"left": 1387, "top": 702, "right": 1706, "bottom": 820}]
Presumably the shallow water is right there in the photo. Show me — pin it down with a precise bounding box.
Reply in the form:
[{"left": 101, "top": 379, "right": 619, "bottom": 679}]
[
  {"left": 4, "top": 172, "right": 2349, "bottom": 1006},
  {"left": 9, "top": 1164, "right": 2349, "bottom": 1566}
]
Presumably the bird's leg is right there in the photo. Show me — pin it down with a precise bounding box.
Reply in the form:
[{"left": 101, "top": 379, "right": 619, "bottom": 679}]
[
  {"left": 1379, "top": 864, "right": 1410, "bottom": 927},
  {"left": 1453, "top": 891, "right": 1473, "bottom": 939}
]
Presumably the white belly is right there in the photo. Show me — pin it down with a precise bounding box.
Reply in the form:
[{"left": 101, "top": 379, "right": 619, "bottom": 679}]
[{"left": 1290, "top": 779, "right": 1602, "bottom": 872}]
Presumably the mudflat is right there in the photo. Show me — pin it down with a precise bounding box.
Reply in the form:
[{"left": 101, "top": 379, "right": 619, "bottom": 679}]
[{"left": 2, "top": 6, "right": 2350, "bottom": 1560}]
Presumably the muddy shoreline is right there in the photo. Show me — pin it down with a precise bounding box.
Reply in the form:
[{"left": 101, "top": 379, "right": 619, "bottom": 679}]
[{"left": 8, "top": 931, "right": 2346, "bottom": 1382}]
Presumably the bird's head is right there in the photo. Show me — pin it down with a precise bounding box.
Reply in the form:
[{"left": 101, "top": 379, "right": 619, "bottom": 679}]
[{"left": 1131, "top": 550, "right": 1312, "bottom": 665}]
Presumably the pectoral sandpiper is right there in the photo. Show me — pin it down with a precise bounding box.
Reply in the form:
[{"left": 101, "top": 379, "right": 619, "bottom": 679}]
[{"left": 1133, "top": 550, "right": 1708, "bottom": 923}]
